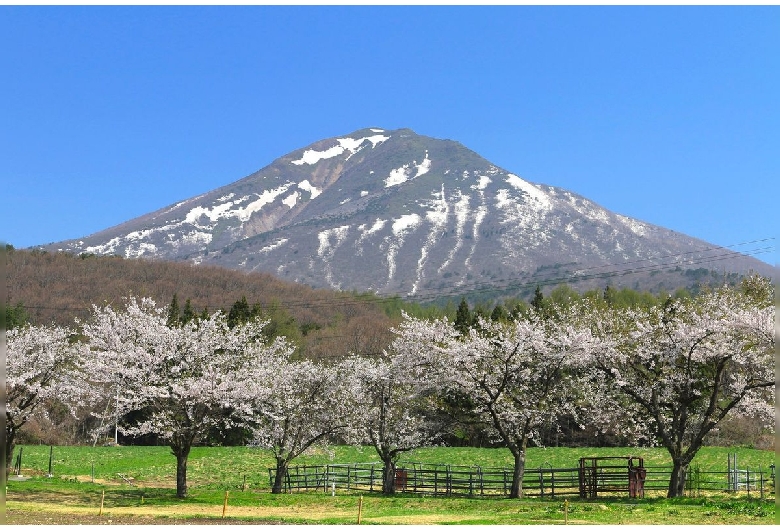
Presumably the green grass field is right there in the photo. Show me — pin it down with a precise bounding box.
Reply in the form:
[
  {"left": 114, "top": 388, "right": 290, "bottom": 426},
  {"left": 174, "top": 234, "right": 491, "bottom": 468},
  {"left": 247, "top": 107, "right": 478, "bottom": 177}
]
[{"left": 6, "top": 444, "right": 776, "bottom": 525}]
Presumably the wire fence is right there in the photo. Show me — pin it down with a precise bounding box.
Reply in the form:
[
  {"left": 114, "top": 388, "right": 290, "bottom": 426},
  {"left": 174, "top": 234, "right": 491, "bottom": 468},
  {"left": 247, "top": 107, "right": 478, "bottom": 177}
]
[{"left": 268, "top": 461, "right": 775, "bottom": 499}]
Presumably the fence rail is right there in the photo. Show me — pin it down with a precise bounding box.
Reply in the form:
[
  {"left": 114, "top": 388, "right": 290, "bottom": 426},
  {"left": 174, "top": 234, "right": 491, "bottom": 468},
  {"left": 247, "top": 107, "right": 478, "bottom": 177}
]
[{"left": 268, "top": 462, "right": 774, "bottom": 499}]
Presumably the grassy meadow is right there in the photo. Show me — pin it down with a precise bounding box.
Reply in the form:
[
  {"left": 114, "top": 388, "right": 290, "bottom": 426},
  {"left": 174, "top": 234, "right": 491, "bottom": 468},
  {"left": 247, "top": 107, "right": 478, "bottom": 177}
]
[{"left": 6, "top": 444, "right": 776, "bottom": 525}]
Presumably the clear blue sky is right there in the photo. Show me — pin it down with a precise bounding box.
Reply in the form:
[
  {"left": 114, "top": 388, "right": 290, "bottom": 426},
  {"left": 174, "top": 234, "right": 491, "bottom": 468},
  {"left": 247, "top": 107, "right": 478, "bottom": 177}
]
[{"left": 1, "top": 6, "right": 777, "bottom": 266}]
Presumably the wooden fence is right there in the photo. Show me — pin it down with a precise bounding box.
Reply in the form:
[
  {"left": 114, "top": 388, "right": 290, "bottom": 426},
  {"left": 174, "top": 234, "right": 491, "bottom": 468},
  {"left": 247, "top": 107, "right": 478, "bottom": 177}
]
[{"left": 268, "top": 462, "right": 774, "bottom": 499}]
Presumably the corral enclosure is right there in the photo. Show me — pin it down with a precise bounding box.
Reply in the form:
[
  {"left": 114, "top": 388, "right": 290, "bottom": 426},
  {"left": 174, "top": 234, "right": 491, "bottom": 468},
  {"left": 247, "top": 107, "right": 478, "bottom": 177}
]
[{"left": 273, "top": 459, "right": 773, "bottom": 499}]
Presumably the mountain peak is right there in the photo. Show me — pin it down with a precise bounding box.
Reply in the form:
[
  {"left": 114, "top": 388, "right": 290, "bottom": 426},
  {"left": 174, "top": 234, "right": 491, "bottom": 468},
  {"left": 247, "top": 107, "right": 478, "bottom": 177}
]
[{"left": 44, "top": 128, "right": 772, "bottom": 299}]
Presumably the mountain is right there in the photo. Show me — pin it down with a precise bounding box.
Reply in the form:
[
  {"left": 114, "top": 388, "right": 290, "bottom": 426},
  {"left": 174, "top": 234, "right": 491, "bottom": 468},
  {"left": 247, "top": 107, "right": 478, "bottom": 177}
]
[{"left": 44, "top": 127, "right": 774, "bottom": 300}]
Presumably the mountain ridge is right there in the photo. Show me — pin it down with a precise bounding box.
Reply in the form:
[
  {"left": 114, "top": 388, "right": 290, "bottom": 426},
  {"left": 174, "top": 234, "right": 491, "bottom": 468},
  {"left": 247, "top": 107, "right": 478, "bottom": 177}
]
[{"left": 43, "top": 127, "right": 774, "bottom": 298}]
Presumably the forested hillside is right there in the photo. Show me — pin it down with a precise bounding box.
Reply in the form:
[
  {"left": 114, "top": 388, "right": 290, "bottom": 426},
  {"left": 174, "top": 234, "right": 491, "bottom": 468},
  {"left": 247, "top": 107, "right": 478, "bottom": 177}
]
[{"left": 5, "top": 248, "right": 400, "bottom": 359}]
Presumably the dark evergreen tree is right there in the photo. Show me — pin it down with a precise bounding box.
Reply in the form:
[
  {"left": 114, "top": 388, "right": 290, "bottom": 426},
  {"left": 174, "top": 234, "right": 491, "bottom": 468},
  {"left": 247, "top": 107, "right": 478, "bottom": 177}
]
[
  {"left": 531, "top": 286, "right": 544, "bottom": 312},
  {"left": 181, "top": 299, "right": 196, "bottom": 325},
  {"left": 4, "top": 302, "right": 28, "bottom": 330},
  {"left": 166, "top": 294, "right": 181, "bottom": 327},
  {"left": 227, "top": 296, "right": 252, "bottom": 328},
  {"left": 490, "top": 304, "right": 507, "bottom": 322},
  {"left": 454, "top": 298, "right": 472, "bottom": 336}
]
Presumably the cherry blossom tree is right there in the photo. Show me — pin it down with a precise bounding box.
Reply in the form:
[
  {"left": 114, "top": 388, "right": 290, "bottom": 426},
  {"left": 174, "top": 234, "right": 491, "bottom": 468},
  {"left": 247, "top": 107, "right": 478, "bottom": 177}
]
[
  {"left": 82, "top": 297, "right": 288, "bottom": 498},
  {"left": 6, "top": 323, "right": 87, "bottom": 476},
  {"left": 348, "top": 315, "right": 457, "bottom": 494},
  {"left": 390, "top": 310, "right": 595, "bottom": 499},
  {"left": 588, "top": 277, "right": 774, "bottom": 497},
  {"left": 444, "top": 310, "right": 595, "bottom": 498},
  {"left": 248, "top": 356, "right": 360, "bottom": 494}
]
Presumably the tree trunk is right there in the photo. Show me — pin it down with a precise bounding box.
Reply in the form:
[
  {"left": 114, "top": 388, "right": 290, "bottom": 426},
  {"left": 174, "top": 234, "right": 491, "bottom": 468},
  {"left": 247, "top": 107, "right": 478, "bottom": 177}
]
[
  {"left": 172, "top": 444, "right": 191, "bottom": 499},
  {"left": 272, "top": 458, "right": 288, "bottom": 494},
  {"left": 509, "top": 450, "right": 526, "bottom": 499},
  {"left": 667, "top": 459, "right": 688, "bottom": 498},
  {"left": 6, "top": 425, "right": 17, "bottom": 479},
  {"left": 381, "top": 458, "right": 397, "bottom": 495}
]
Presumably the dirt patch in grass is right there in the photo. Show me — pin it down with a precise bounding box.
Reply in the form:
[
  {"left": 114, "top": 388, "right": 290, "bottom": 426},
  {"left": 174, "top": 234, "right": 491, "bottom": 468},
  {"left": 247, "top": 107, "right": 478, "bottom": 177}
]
[
  {"left": 5, "top": 509, "right": 282, "bottom": 525},
  {"left": 8, "top": 498, "right": 356, "bottom": 525}
]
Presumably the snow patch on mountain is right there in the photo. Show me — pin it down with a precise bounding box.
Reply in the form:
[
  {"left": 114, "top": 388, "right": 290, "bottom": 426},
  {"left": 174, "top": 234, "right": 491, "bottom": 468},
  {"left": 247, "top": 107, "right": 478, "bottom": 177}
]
[
  {"left": 474, "top": 175, "right": 492, "bottom": 190},
  {"left": 82, "top": 221, "right": 214, "bottom": 258},
  {"left": 185, "top": 184, "right": 293, "bottom": 225},
  {"left": 506, "top": 174, "right": 551, "bottom": 210},
  {"left": 384, "top": 151, "right": 432, "bottom": 188},
  {"left": 385, "top": 214, "right": 422, "bottom": 282},
  {"left": 495, "top": 189, "right": 512, "bottom": 209},
  {"left": 355, "top": 218, "right": 387, "bottom": 256},
  {"left": 392, "top": 214, "right": 422, "bottom": 236},
  {"left": 258, "top": 238, "right": 289, "bottom": 254},
  {"left": 465, "top": 182, "right": 489, "bottom": 271},
  {"left": 282, "top": 192, "right": 299, "bottom": 208},
  {"left": 416, "top": 151, "right": 432, "bottom": 177},
  {"left": 493, "top": 176, "right": 558, "bottom": 260},
  {"left": 412, "top": 185, "right": 449, "bottom": 295},
  {"left": 317, "top": 226, "right": 350, "bottom": 257},
  {"left": 496, "top": 175, "right": 555, "bottom": 235},
  {"left": 298, "top": 180, "right": 322, "bottom": 199},
  {"left": 385, "top": 165, "right": 412, "bottom": 187},
  {"left": 125, "top": 242, "right": 158, "bottom": 258},
  {"left": 423, "top": 185, "right": 449, "bottom": 225},
  {"left": 316, "top": 225, "right": 351, "bottom": 289},
  {"left": 438, "top": 191, "right": 470, "bottom": 274},
  {"left": 291, "top": 134, "right": 390, "bottom": 165},
  {"left": 84, "top": 236, "right": 122, "bottom": 255},
  {"left": 617, "top": 214, "right": 648, "bottom": 237},
  {"left": 364, "top": 218, "right": 387, "bottom": 236},
  {"left": 178, "top": 230, "right": 213, "bottom": 247}
]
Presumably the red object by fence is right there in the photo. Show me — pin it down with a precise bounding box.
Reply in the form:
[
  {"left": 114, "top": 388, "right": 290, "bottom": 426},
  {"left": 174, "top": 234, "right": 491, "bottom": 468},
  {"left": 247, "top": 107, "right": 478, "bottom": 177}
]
[{"left": 395, "top": 469, "right": 408, "bottom": 491}]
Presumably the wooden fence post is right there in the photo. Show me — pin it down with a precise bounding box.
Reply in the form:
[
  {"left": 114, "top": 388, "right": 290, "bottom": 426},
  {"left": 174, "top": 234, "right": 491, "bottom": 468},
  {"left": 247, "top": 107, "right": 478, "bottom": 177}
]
[
  {"left": 222, "top": 490, "right": 229, "bottom": 519},
  {"left": 357, "top": 494, "right": 363, "bottom": 524},
  {"left": 99, "top": 490, "right": 105, "bottom": 516}
]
